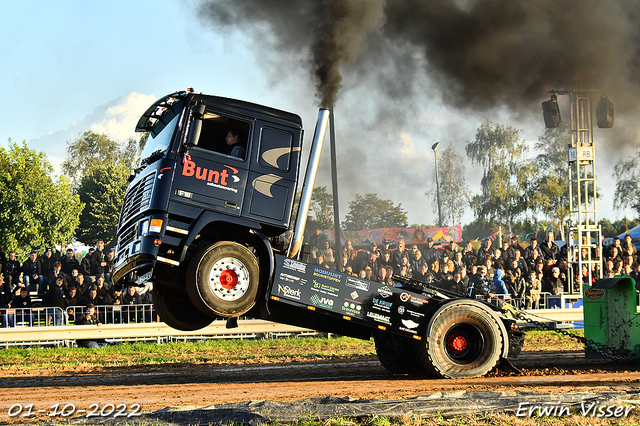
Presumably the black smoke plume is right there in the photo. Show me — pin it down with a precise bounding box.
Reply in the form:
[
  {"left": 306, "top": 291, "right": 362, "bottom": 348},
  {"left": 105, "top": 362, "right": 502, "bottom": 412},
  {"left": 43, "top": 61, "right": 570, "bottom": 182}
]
[{"left": 198, "top": 0, "right": 640, "bottom": 113}]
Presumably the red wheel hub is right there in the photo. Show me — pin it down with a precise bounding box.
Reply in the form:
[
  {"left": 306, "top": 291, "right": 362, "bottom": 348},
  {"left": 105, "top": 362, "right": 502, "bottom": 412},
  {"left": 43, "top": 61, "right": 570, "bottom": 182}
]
[
  {"left": 447, "top": 333, "right": 468, "bottom": 353},
  {"left": 219, "top": 269, "right": 238, "bottom": 290}
]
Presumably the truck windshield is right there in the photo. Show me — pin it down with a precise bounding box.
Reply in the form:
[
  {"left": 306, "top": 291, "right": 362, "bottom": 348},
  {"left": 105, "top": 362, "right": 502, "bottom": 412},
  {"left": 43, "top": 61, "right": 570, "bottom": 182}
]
[{"left": 138, "top": 113, "right": 180, "bottom": 166}]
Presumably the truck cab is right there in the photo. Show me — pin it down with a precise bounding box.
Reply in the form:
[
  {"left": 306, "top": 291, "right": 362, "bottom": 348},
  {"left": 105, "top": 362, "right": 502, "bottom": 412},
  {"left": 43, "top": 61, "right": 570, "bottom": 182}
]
[{"left": 113, "top": 90, "right": 304, "bottom": 330}]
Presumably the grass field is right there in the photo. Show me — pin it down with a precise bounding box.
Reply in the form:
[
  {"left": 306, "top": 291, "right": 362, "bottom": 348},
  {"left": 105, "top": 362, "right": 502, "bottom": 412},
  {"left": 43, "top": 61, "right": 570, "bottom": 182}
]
[{"left": 0, "top": 329, "right": 584, "bottom": 373}]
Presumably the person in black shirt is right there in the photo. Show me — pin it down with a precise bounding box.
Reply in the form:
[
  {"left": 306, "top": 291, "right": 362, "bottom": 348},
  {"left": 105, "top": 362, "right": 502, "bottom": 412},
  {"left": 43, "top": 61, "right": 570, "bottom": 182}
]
[
  {"left": 45, "top": 276, "right": 66, "bottom": 326},
  {"left": 61, "top": 249, "right": 80, "bottom": 276},
  {"left": 3, "top": 251, "right": 21, "bottom": 294}
]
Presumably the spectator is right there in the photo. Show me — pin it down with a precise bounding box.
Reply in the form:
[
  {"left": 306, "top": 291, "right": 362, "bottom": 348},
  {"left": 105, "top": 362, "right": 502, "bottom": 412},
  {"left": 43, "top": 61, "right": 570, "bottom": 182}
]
[
  {"left": 525, "top": 270, "right": 542, "bottom": 309},
  {"left": 90, "top": 241, "right": 107, "bottom": 279},
  {"left": 622, "top": 234, "right": 637, "bottom": 257},
  {"left": 79, "top": 249, "right": 95, "bottom": 284},
  {"left": 2, "top": 251, "right": 21, "bottom": 294},
  {"left": 22, "top": 250, "right": 43, "bottom": 295},
  {"left": 45, "top": 276, "right": 66, "bottom": 326},
  {"left": 492, "top": 249, "right": 505, "bottom": 271},
  {"left": 504, "top": 267, "right": 526, "bottom": 307},
  {"left": 476, "top": 239, "right": 494, "bottom": 261},
  {"left": 448, "top": 271, "right": 466, "bottom": 294},
  {"left": 308, "top": 228, "right": 327, "bottom": 251},
  {"left": 469, "top": 265, "right": 489, "bottom": 299},
  {"left": 74, "top": 303, "right": 107, "bottom": 348},
  {"left": 48, "top": 262, "right": 67, "bottom": 294},
  {"left": 540, "top": 231, "right": 560, "bottom": 262},
  {"left": 40, "top": 247, "right": 56, "bottom": 276},
  {"left": 61, "top": 248, "right": 80, "bottom": 276},
  {"left": 392, "top": 240, "right": 409, "bottom": 266},
  {"left": 104, "top": 249, "right": 115, "bottom": 286},
  {"left": 0, "top": 285, "right": 14, "bottom": 327},
  {"left": 523, "top": 237, "right": 543, "bottom": 261},
  {"left": 11, "top": 288, "right": 32, "bottom": 326},
  {"left": 423, "top": 237, "right": 439, "bottom": 265},
  {"left": 542, "top": 267, "right": 564, "bottom": 295},
  {"left": 411, "top": 246, "right": 428, "bottom": 274},
  {"left": 490, "top": 268, "right": 509, "bottom": 296}
]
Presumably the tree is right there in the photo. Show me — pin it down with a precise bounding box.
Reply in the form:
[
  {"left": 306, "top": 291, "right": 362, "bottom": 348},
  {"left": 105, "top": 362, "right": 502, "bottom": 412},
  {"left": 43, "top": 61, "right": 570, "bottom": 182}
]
[
  {"left": 62, "top": 131, "right": 143, "bottom": 188},
  {"left": 427, "top": 143, "right": 470, "bottom": 226},
  {"left": 465, "top": 121, "right": 534, "bottom": 233},
  {"left": 0, "top": 140, "right": 82, "bottom": 254},
  {"left": 342, "top": 193, "right": 408, "bottom": 230},
  {"left": 306, "top": 185, "right": 334, "bottom": 231},
  {"left": 76, "top": 162, "right": 131, "bottom": 246},
  {"left": 613, "top": 147, "right": 640, "bottom": 216},
  {"left": 529, "top": 128, "right": 570, "bottom": 224}
]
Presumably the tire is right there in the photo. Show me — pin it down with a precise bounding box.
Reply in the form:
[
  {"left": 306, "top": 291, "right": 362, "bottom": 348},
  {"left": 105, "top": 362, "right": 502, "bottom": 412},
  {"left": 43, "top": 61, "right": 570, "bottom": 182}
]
[
  {"left": 374, "top": 333, "right": 423, "bottom": 375},
  {"left": 186, "top": 241, "right": 260, "bottom": 317},
  {"left": 417, "top": 303, "right": 503, "bottom": 379},
  {"left": 153, "top": 284, "right": 214, "bottom": 331}
]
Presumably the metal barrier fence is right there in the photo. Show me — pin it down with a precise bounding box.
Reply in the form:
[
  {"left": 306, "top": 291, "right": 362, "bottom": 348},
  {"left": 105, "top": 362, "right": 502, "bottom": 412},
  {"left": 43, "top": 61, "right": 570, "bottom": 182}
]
[
  {"left": 66, "top": 304, "right": 157, "bottom": 325},
  {"left": 0, "top": 307, "right": 67, "bottom": 328}
]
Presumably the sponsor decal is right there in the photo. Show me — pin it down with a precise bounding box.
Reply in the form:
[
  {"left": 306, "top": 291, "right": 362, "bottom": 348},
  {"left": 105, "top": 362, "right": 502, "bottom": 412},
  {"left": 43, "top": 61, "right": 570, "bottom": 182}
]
[
  {"left": 277, "top": 284, "right": 301, "bottom": 300},
  {"left": 341, "top": 301, "right": 363, "bottom": 317},
  {"left": 410, "top": 295, "right": 428, "bottom": 305},
  {"left": 283, "top": 258, "right": 307, "bottom": 273},
  {"left": 585, "top": 288, "right": 605, "bottom": 300},
  {"left": 397, "top": 306, "right": 405, "bottom": 315},
  {"left": 400, "top": 292, "right": 411, "bottom": 302},
  {"left": 401, "top": 319, "right": 420, "bottom": 329},
  {"left": 182, "top": 159, "right": 240, "bottom": 193},
  {"left": 350, "top": 291, "right": 359, "bottom": 300},
  {"left": 312, "top": 267, "right": 342, "bottom": 283},
  {"left": 311, "top": 280, "right": 340, "bottom": 297},
  {"left": 406, "top": 309, "right": 425, "bottom": 318},
  {"left": 279, "top": 272, "right": 300, "bottom": 284},
  {"left": 371, "top": 297, "right": 393, "bottom": 313},
  {"left": 377, "top": 286, "right": 393, "bottom": 298},
  {"left": 158, "top": 166, "right": 172, "bottom": 179},
  {"left": 310, "top": 294, "right": 334, "bottom": 310},
  {"left": 366, "top": 311, "right": 392, "bottom": 325},
  {"left": 399, "top": 319, "right": 420, "bottom": 334},
  {"left": 346, "top": 277, "right": 370, "bottom": 291}
]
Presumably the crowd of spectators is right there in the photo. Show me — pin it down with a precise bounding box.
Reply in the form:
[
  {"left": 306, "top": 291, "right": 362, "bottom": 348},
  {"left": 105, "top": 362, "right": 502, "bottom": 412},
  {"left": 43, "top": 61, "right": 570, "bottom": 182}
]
[
  {"left": 308, "top": 228, "right": 640, "bottom": 309},
  {"left": 0, "top": 242, "right": 151, "bottom": 327}
]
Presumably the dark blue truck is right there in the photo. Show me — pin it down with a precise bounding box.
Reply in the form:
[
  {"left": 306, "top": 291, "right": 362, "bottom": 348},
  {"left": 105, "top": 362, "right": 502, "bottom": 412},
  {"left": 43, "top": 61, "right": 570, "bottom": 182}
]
[{"left": 112, "top": 89, "right": 523, "bottom": 378}]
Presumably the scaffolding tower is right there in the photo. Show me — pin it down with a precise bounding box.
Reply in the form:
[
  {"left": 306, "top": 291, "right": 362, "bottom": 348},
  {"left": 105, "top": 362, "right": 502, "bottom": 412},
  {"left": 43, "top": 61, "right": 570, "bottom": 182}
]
[{"left": 560, "top": 80, "right": 603, "bottom": 291}]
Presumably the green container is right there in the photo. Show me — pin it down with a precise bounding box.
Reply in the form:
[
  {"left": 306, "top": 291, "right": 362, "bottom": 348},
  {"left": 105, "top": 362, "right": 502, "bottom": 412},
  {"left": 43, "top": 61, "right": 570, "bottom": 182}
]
[{"left": 583, "top": 277, "right": 640, "bottom": 357}]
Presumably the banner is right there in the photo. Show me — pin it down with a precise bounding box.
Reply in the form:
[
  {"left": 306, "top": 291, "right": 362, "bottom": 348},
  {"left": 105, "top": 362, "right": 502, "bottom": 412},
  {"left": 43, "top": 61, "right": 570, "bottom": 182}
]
[{"left": 328, "top": 226, "right": 463, "bottom": 246}]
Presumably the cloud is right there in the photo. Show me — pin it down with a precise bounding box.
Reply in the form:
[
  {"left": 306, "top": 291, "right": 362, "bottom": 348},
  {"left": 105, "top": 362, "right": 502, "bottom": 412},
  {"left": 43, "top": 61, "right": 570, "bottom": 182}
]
[{"left": 29, "top": 92, "right": 156, "bottom": 171}]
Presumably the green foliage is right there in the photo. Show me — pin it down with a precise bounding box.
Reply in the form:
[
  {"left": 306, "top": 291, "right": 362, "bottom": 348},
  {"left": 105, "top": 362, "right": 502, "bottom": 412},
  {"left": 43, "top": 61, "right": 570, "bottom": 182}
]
[
  {"left": 76, "top": 162, "right": 130, "bottom": 245},
  {"left": 307, "top": 185, "right": 334, "bottom": 230},
  {"left": 530, "top": 128, "right": 571, "bottom": 223},
  {"left": 427, "top": 143, "right": 470, "bottom": 226},
  {"left": 342, "top": 193, "right": 408, "bottom": 230},
  {"left": 613, "top": 147, "right": 640, "bottom": 216},
  {"left": 466, "top": 121, "right": 534, "bottom": 232},
  {"left": 0, "top": 140, "right": 82, "bottom": 254},
  {"left": 599, "top": 217, "right": 640, "bottom": 238},
  {"left": 61, "top": 131, "right": 142, "bottom": 188}
]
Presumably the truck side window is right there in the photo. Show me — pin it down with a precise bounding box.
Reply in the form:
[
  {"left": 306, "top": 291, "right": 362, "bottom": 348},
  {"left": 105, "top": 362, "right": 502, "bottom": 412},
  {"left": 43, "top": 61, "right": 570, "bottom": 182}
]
[
  {"left": 195, "top": 112, "right": 250, "bottom": 161},
  {"left": 258, "top": 127, "right": 294, "bottom": 171}
]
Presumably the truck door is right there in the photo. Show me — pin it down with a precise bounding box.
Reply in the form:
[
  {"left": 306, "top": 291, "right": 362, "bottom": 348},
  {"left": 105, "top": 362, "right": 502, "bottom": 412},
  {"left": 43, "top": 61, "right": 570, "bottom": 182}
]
[
  {"left": 242, "top": 121, "right": 302, "bottom": 228},
  {"left": 172, "top": 109, "right": 252, "bottom": 216}
]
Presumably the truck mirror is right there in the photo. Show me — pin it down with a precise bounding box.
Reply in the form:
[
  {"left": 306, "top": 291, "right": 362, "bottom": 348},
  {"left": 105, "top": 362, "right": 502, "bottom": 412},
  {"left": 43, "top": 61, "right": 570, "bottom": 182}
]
[{"left": 187, "top": 104, "right": 206, "bottom": 147}]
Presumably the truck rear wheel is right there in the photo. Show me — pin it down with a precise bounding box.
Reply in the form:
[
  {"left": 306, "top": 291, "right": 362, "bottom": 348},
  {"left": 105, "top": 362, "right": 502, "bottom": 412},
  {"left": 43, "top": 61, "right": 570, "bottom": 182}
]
[
  {"left": 186, "top": 241, "right": 260, "bottom": 317},
  {"left": 417, "top": 303, "right": 503, "bottom": 379},
  {"left": 374, "top": 333, "right": 422, "bottom": 375},
  {"left": 153, "top": 284, "right": 214, "bottom": 331}
]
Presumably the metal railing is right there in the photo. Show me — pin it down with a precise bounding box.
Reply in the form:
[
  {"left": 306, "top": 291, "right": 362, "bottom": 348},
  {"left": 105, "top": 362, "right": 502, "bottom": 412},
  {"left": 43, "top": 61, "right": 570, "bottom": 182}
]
[{"left": 66, "top": 304, "right": 157, "bottom": 325}]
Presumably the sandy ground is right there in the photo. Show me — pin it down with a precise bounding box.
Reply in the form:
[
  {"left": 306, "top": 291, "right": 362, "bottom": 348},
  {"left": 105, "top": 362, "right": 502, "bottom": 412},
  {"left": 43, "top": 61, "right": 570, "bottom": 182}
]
[{"left": 1, "top": 350, "right": 639, "bottom": 424}]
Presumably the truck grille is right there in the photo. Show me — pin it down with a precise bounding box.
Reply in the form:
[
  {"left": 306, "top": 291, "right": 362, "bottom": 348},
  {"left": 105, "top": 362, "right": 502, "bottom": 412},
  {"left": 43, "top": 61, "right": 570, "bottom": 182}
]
[
  {"left": 119, "top": 171, "right": 156, "bottom": 226},
  {"left": 117, "top": 222, "right": 137, "bottom": 251}
]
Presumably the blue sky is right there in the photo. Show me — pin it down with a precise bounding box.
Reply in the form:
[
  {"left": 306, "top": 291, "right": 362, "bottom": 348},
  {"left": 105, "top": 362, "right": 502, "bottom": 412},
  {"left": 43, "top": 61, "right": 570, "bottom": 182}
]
[{"left": 1, "top": 0, "right": 634, "bottom": 229}]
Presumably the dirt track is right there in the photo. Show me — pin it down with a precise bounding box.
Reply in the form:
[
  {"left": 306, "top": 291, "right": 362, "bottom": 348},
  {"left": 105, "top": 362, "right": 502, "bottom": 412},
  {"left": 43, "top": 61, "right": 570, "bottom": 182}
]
[{"left": 2, "top": 350, "right": 639, "bottom": 424}]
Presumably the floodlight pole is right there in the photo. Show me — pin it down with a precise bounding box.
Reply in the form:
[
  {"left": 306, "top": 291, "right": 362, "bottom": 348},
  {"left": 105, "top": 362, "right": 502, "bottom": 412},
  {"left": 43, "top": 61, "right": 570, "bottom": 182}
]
[{"left": 432, "top": 142, "right": 442, "bottom": 228}]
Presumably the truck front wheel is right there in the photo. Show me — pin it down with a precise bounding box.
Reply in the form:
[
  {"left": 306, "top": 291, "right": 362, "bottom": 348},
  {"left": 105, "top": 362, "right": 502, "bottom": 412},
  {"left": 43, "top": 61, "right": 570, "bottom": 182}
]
[
  {"left": 186, "top": 241, "right": 260, "bottom": 317},
  {"left": 153, "top": 284, "right": 215, "bottom": 331},
  {"left": 417, "top": 303, "right": 503, "bottom": 379}
]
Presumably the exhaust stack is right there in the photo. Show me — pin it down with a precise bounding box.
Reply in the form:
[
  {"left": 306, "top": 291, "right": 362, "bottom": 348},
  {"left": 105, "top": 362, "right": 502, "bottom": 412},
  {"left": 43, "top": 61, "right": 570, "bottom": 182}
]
[{"left": 288, "top": 109, "right": 330, "bottom": 258}]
